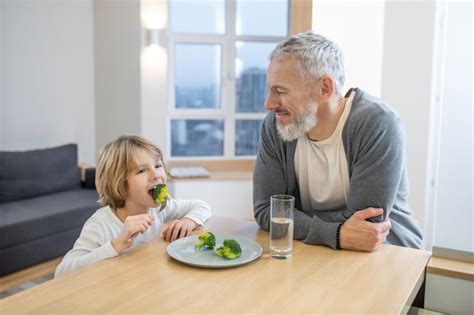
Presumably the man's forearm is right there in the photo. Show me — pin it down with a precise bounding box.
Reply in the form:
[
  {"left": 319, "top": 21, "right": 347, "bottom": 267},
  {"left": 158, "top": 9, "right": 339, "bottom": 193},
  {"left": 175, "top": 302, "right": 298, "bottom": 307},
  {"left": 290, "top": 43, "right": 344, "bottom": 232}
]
[{"left": 294, "top": 210, "right": 341, "bottom": 249}]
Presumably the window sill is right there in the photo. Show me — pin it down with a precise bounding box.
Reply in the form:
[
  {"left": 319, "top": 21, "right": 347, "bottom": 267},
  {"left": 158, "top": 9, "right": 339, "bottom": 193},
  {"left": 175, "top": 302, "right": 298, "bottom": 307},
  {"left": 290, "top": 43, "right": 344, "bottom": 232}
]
[
  {"left": 167, "top": 159, "right": 254, "bottom": 181},
  {"left": 427, "top": 257, "right": 474, "bottom": 281}
]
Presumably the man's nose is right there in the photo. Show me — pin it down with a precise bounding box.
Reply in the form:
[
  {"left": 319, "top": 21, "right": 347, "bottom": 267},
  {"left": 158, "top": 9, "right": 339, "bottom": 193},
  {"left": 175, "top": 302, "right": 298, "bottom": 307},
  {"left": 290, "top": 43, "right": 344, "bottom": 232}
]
[{"left": 264, "top": 93, "right": 278, "bottom": 111}]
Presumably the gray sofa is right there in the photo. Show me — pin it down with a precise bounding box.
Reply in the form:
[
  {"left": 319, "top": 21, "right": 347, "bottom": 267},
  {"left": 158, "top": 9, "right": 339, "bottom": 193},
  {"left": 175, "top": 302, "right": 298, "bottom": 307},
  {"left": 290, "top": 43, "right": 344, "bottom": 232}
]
[{"left": 0, "top": 144, "right": 98, "bottom": 276}]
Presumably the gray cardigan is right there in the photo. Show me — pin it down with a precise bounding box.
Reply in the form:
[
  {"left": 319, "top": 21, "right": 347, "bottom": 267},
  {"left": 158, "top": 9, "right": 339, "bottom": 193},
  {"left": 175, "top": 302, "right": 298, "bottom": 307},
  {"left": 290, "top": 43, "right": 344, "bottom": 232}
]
[{"left": 253, "top": 88, "right": 423, "bottom": 249}]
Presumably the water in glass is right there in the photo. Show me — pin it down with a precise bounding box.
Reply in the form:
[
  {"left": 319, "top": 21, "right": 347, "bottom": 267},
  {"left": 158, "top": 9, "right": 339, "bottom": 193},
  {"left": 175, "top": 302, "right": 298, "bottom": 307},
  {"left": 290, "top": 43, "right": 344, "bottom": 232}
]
[{"left": 270, "top": 217, "right": 294, "bottom": 258}]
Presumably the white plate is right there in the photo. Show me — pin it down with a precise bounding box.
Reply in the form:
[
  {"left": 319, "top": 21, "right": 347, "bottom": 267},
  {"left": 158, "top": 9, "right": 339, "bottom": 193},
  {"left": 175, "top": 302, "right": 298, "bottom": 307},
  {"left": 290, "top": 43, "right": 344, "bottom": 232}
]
[{"left": 166, "top": 234, "right": 263, "bottom": 268}]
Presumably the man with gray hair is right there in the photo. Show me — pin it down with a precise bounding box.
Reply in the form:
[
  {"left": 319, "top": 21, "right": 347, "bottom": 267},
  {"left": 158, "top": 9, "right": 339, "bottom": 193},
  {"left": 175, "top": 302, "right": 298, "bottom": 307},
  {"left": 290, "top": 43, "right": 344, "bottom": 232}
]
[{"left": 253, "top": 31, "right": 422, "bottom": 251}]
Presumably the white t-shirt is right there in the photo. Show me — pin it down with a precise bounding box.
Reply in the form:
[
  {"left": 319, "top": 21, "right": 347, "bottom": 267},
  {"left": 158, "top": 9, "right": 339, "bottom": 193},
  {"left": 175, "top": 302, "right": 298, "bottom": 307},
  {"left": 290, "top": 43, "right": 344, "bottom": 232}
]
[
  {"left": 295, "top": 91, "right": 355, "bottom": 212},
  {"left": 55, "top": 198, "right": 211, "bottom": 277}
]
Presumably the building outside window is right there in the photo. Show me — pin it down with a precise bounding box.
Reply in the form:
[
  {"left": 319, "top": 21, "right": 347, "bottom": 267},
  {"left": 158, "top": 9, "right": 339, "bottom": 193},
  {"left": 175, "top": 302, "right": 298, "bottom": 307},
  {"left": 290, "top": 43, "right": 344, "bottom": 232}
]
[{"left": 167, "top": 0, "right": 289, "bottom": 158}]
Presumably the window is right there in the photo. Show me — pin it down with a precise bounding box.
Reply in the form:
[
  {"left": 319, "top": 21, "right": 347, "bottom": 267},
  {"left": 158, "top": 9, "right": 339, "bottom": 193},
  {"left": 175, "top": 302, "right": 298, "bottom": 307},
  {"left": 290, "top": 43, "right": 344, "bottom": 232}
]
[{"left": 167, "top": 0, "right": 289, "bottom": 158}]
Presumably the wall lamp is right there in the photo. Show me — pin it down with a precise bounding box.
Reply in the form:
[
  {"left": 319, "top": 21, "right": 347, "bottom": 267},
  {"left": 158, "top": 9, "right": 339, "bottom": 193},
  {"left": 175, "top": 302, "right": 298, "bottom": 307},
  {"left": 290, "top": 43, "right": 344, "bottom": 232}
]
[{"left": 146, "top": 28, "right": 167, "bottom": 47}]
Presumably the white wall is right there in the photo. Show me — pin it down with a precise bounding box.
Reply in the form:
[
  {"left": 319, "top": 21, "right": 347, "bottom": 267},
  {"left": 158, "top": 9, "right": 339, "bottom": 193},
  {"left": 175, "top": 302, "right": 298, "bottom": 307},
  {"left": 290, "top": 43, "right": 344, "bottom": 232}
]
[
  {"left": 140, "top": 0, "right": 168, "bottom": 152},
  {"left": 312, "top": 0, "right": 385, "bottom": 97},
  {"left": 381, "top": 1, "right": 438, "bottom": 247},
  {"left": 433, "top": 1, "right": 473, "bottom": 253},
  {"left": 425, "top": 274, "right": 474, "bottom": 314},
  {"left": 0, "top": 1, "right": 3, "bottom": 145},
  {"left": 93, "top": 0, "right": 142, "bottom": 154},
  {"left": 0, "top": 0, "right": 95, "bottom": 163},
  {"left": 173, "top": 179, "right": 254, "bottom": 220}
]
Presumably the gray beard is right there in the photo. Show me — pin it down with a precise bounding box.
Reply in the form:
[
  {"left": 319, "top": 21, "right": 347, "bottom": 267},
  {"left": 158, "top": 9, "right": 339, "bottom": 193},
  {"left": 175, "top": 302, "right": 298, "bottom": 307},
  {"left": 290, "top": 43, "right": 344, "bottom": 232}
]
[{"left": 276, "top": 104, "right": 317, "bottom": 142}]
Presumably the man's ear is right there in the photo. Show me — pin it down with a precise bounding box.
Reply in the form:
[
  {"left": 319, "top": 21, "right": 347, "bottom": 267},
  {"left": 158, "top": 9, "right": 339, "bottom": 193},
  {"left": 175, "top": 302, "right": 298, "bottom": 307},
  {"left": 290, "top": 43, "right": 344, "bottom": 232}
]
[{"left": 319, "top": 76, "right": 335, "bottom": 102}]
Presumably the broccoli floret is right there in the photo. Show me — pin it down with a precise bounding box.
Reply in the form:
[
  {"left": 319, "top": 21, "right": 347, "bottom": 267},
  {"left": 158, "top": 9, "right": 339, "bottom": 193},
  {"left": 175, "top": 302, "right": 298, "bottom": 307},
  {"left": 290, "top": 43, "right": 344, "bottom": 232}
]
[
  {"left": 215, "top": 239, "right": 242, "bottom": 259},
  {"left": 151, "top": 184, "right": 170, "bottom": 211},
  {"left": 195, "top": 232, "right": 216, "bottom": 250},
  {"left": 152, "top": 183, "right": 169, "bottom": 205}
]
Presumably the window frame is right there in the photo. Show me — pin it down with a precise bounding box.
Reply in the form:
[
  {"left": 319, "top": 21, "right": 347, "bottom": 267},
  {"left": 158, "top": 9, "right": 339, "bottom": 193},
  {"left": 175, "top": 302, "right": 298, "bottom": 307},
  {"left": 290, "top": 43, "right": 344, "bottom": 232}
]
[{"left": 166, "top": 0, "right": 312, "bottom": 161}]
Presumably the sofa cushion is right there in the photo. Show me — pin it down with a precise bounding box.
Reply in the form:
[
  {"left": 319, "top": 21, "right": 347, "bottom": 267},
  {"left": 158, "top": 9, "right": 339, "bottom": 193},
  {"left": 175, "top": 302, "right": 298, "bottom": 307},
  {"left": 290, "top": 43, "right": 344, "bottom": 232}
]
[
  {"left": 0, "top": 144, "right": 81, "bottom": 202},
  {"left": 0, "top": 227, "right": 83, "bottom": 276},
  {"left": 0, "top": 189, "right": 98, "bottom": 249}
]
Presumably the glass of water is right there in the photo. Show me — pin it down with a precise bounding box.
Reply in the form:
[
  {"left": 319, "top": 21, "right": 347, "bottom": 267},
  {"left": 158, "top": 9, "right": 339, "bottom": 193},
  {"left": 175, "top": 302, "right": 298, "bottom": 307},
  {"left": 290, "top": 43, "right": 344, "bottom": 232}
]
[{"left": 270, "top": 194, "right": 295, "bottom": 259}]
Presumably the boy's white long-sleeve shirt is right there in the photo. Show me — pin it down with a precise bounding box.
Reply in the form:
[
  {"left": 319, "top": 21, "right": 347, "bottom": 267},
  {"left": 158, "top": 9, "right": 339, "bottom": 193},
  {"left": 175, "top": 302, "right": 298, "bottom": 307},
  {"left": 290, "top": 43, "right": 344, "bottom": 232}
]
[{"left": 55, "top": 198, "right": 211, "bottom": 278}]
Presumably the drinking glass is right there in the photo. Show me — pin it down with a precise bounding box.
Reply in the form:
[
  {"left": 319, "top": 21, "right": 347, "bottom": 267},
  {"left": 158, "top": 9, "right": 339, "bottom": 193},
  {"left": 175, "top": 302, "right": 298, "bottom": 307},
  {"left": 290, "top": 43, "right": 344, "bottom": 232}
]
[{"left": 270, "top": 194, "right": 295, "bottom": 259}]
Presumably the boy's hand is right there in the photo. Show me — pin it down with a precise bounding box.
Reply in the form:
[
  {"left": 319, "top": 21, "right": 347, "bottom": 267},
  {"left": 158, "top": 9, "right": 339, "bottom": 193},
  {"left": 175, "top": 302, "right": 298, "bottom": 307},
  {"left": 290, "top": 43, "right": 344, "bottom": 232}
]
[
  {"left": 163, "top": 218, "right": 198, "bottom": 242},
  {"left": 112, "top": 213, "right": 154, "bottom": 253}
]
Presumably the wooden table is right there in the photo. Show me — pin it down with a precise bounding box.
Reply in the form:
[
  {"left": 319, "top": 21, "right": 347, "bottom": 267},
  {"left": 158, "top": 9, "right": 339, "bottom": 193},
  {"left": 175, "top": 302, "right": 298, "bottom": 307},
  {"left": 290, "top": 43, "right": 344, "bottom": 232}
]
[{"left": 0, "top": 217, "right": 431, "bottom": 314}]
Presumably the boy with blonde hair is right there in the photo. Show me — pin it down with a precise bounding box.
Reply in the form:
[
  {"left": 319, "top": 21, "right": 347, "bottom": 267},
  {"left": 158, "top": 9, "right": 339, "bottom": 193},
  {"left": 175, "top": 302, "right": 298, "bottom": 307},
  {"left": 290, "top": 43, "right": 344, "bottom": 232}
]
[{"left": 55, "top": 135, "right": 211, "bottom": 277}]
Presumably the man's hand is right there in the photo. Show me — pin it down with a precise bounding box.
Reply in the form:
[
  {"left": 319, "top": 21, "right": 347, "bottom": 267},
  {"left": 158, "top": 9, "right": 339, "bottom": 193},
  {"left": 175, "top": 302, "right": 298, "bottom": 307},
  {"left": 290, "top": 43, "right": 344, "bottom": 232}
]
[
  {"left": 163, "top": 218, "right": 198, "bottom": 242},
  {"left": 340, "top": 208, "right": 391, "bottom": 252}
]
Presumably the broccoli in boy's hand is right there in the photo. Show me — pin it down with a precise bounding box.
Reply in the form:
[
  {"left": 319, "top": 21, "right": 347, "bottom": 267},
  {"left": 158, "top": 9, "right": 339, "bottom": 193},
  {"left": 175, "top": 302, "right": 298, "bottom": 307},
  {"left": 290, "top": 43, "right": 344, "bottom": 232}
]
[
  {"left": 216, "top": 239, "right": 242, "bottom": 259},
  {"left": 195, "top": 232, "right": 216, "bottom": 250},
  {"left": 151, "top": 184, "right": 169, "bottom": 210}
]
